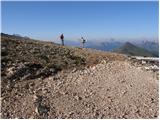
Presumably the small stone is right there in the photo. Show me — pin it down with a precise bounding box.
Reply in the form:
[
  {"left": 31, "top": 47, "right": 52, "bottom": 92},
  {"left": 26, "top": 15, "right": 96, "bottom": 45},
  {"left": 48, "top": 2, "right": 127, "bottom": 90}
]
[
  {"left": 101, "top": 60, "right": 107, "bottom": 64},
  {"left": 142, "top": 60, "right": 146, "bottom": 64},
  {"left": 72, "top": 68, "right": 77, "bottom": 73},
  {"left": 35, "top": 107, "right": 39, "bottom": 114},
  {"left": 92, "top": 66, "right": 96, "bottom": 70},
  {"left": 75, "top": 95, "right": 82, "bottom": 100},
  {"left": 33, "top": 95, "right": 38, "bottom": 101},
  {"left": 84, "top": 70, "right": 88, "bottom": 74}
]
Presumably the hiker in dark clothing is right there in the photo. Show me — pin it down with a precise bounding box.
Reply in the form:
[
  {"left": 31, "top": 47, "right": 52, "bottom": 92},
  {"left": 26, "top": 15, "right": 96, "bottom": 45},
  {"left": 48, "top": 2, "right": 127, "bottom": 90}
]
[
  {"left": 60, "top": 34, "right": 64, "bottom": 46},
  {"left": 80, "top": 37, "right": 86, "bottom": 48}
]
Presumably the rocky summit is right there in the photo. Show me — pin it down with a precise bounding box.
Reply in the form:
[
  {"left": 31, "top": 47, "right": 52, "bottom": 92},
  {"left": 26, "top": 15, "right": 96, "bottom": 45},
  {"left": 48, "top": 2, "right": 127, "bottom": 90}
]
[{"left": 1, "top": 33, "right": 159, "bottom": 119}]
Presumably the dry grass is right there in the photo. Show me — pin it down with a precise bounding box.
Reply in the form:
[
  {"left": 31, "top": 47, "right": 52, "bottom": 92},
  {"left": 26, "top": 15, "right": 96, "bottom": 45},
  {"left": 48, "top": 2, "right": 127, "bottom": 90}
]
[{"left": 1, "top": 34, "right": 127, "bottom": 82}]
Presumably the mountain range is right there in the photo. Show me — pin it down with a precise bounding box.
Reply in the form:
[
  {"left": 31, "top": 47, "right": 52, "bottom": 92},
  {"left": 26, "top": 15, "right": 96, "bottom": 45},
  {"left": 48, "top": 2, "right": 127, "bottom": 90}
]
[
  {"left": 65, "top": 38, "right": 158, "bottom": 57},
  {"left": 113, "top": 42, "right": 158, "bottom": 57}
]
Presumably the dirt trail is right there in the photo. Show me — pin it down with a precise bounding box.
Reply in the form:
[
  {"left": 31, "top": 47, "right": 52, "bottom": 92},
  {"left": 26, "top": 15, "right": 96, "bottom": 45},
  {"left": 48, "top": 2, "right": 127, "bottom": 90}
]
[{"left": 1, "top": 61, "right": 158, "bottom": 119}]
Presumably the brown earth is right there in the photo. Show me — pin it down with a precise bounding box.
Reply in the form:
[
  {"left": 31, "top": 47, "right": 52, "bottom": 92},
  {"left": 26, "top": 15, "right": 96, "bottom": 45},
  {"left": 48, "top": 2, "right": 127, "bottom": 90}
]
[{"left": 1, "top": 33, "right": 159, "bottom": 119}]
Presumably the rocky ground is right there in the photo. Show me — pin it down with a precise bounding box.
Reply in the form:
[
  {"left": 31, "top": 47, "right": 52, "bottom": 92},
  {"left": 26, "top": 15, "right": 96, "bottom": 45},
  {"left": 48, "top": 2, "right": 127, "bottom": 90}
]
[{"left": 1, "top": 33, "right": 159, "bottom": 119}]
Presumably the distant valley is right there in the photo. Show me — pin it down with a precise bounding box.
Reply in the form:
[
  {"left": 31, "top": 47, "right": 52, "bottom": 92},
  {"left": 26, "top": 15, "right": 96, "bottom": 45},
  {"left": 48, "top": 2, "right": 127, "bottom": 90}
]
[{"left": 65, "top": 39, "right": 159, "bottom": 57}]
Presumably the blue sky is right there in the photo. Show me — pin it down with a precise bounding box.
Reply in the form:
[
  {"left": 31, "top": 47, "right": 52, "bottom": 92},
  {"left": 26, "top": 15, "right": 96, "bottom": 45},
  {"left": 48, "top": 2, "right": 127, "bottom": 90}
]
[{"left": 1, "top": 1, "right": 159, "bottom": 41}]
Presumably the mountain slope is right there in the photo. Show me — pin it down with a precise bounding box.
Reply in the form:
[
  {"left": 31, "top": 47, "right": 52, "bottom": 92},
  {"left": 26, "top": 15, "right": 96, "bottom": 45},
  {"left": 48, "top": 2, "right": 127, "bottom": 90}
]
[
  {"left": 1, "top": 33, "right": 158, "bottom": 119},
  {"left": 113, "top": 42, "right": 158, "bottom": 57},
  {"left": 1, "top": 33, "right": 126, "bottom": 81},
  {"left": 135, "top": 40, "right": 159, "bottom": 57}
]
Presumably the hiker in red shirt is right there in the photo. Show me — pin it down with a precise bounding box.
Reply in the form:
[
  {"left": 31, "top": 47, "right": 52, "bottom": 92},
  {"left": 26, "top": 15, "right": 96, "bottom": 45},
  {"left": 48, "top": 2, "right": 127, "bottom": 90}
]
[{"left": 60, "top": 34, "right": 64, "bottom": 46}]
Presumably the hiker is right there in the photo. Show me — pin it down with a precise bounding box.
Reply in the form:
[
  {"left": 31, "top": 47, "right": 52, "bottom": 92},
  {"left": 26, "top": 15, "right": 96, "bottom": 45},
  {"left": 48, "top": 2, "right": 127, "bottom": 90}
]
[
  {"left": 80, "top": 37, "right": 86, "bottom": 48},
  {"left": 60, "top": 34, "right": 64, "bottom": 46}
]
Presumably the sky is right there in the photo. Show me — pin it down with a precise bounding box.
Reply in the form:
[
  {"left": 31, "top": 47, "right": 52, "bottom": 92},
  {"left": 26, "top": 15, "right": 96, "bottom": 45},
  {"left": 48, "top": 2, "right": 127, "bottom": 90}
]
[{"left": 1, "top": 1, "right": 159, "bottom": 42}]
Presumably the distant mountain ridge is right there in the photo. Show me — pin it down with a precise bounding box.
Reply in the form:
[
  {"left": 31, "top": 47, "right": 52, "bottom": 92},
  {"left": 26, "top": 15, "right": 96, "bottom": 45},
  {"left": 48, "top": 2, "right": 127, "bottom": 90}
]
[
  {"left": 133, "top": 40, "right": 159, "bottom": 57},
  {"left": 113, "top": 42, "right": 158, "bottom": 57},
  {"left": 86, "top": 40, "right": 123, "bottom": 51},
  {"left": 64, "top": 38, "right": 158, "bottom": 57}
]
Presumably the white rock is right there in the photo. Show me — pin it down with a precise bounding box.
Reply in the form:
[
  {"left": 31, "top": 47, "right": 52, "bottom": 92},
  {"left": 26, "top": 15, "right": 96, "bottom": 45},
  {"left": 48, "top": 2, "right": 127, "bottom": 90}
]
[
  {"left": 35, "top": 107, "right": 39, "bottom": 114},
  {"left": 142, "top": 60, "right": 146, "bottom": 64},
  {"left": 92, "top": 66, "right": 96, "bottom": 70},
  {"left": 33, "top": 95, "right": 38, "bottom": 101}
]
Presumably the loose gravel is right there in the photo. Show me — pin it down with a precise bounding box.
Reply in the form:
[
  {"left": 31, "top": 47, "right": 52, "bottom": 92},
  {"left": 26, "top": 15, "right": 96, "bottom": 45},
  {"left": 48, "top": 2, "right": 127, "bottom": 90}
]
[{"left": 1, "top": 61, "right": 158, "bottom": 119}]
